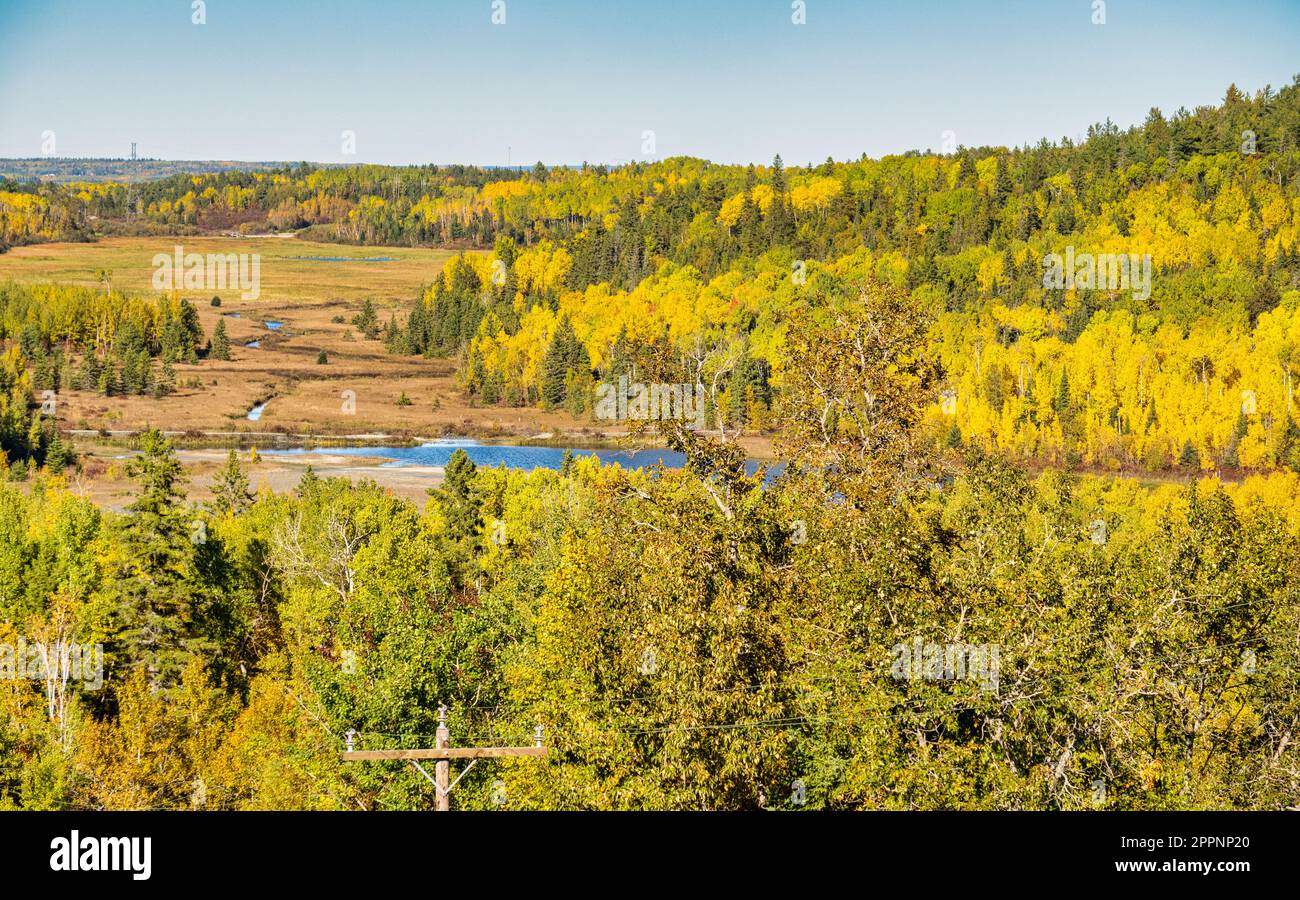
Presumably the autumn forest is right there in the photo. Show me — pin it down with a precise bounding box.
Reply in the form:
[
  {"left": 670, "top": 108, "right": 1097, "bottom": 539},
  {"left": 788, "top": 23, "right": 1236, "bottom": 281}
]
[{"left": 0, "top": 79, "right": 1299, "bottom": 811}]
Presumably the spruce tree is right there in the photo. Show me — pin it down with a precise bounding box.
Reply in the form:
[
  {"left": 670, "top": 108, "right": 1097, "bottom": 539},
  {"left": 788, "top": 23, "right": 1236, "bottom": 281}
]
[
  {"left": 436, "top": 449, "right": 480, "bottom": 540},
  {"left": 295, "top": 464, "right": 320, "bottom": 498},
  {"left": 97, "top": 364, "right": 118, "bottom": 396},
  {"left": 79, "top": 353, "right": 100, "bottom": 391},
  {"left": 540, "top": 318, "right": 577, "bottom": 408},
  {"left": 42, "top": 426, "right": 73, "bottom": 473},
  {"left": 210, "top": 318, "right": 231, "bottom": 361},
  {"left": 210, "top": 448, "right": 253, "bottom": 515},
  {"left": 353, "top": 299, "right": 380, "bottom": 339},
  {"left": 113, "top": 429, "right": 214, "bottom": 691}
]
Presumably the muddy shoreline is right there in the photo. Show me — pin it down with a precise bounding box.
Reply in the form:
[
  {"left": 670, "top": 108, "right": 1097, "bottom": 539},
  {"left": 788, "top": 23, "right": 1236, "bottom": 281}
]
[{"left": 64, "top": 431, "right": 779, "bottom": 510}]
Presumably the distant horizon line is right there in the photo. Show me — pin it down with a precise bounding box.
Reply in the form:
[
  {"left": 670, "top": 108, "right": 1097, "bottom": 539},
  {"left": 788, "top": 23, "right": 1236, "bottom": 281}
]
[
  {"left": 0, "top": 137, "right": 1137, "bottom": 174},
  {"left": 6, "top": 75, "right": 1293, "bottom": 174}
]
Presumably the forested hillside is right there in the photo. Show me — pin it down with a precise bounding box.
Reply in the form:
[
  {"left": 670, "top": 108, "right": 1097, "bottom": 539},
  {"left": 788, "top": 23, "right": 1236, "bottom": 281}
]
[
  {"left": 2, "top": 281, "right": 1299, "bottom": 810},
  {"left": 11, "top": 81, "right": 1299, "bottom": 473},
  {"left": 2, "top": 81, "right": 1300, "bottom": 810}
]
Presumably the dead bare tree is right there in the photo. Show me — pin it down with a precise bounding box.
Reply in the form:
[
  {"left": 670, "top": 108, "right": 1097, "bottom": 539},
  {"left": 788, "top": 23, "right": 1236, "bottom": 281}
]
[
  {"left": 27, "top": 593, "right": 88, "bottom": 749},
  {"left": 683, "top": 332, "right": 744, "bottom": 440},
  {"left": 271, "top": 508, "right": 371, "bottom": 603}
]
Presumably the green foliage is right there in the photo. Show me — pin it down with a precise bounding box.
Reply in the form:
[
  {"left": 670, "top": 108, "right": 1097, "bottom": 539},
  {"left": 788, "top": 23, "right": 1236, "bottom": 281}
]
[
  {"left": 433, "top": 449, "right": 480, "bottom": 541},
  {"left": 109, "top": 429, "right": 218, "bottom": 692},
  {"left": 209, "top": 449, "right": 252, "bottom": 516},
  {"left": 0, "top": 282, "right": 197, "bottom": 399},
  {"left": 3, "top": 81, "right": 1300, "bottom": 811},
  {"left": 0, "top": 422, "right": 1297, "bottom": 809},
  {"left": 351, "top": 299, "right": 379, "bottom": 340},
  {"left": 539, "top": 316, "right": 589, "bottom": 410},
  {"left": 210, "top": 318, "right": 231, "bottom": 361},
  {"left": 0, "top": 346, "right": 40, "bottom": 466}
]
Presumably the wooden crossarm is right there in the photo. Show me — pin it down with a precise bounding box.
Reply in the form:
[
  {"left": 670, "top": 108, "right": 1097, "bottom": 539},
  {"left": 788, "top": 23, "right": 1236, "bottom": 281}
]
[{"left": 341, "top": 746, "right": 547, "bottom": 761}]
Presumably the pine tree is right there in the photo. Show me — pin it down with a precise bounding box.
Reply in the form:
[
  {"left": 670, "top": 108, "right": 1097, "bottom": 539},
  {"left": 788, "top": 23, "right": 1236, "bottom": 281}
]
[
  {"left": 353, "top": 299, "right": 379, "bottom": 339},
  {"left": 210, "top": 449, "right": 253, "bottom": 515},
  {"left": 0, "top": 343, "right": 47, "bottom": 468},
  {"left": 605, "top": 325, "right": 633, "bottom": 380},
  {"left": 436, "top": 449, "right": 480, "bottom": 540},
  {"left": 43, "top": 427, "right": 73, "bottom": 473},
  {"left": 97, "top": 364, "right": 116, "bottom": 396},
  {"left": 993, "top": 155, "right": 1013, "bottom": 205},
  {"left": 771, "top": 154, "right": 787, "bottom": 194},
  {"left": 79, "top": 353, "right": 100, "bottom": 391},
  {"left": 739, "top": 193, "right": 763, "bottom": 255},
  {"left": 540, "top": 317, "right": 579, "bottom": 408},
  {"left": 563, "top": 320, "right": 591, "bottom": 374},
  {"left": 158, "top": 360, "right": 177, "bottom": 397},
  {"left": 1052, "top": 369, "right": 1072, "bottom": 422},
  {"left": 113, "top": 429, "right": 214, "bottom": 692},
  {"left": 210, "top": 319, "right": 231, "bottom": 361},
  {"left": 294, "top": 464, "right": 320, "bottom": 498},
  {"left": 382, "top": 314, "right": 403, "bottom": 352},
  {"left": 481, "top": 371, "right": 503, "bottom": 405}
]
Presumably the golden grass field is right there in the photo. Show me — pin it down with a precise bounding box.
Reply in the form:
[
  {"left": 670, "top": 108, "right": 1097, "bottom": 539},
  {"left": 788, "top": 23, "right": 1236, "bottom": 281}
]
[
  {"left": 0, "top": 235, "right": 775, "bottom": 506},
  {"left": 0, "top": 235, "right": 457, "bottom": 303},
  {"left": 0, "top": 235, "right": 625, "bottom": 505},
  {"left": 0, "top": 235, "right": 604, "bottom": 437}
]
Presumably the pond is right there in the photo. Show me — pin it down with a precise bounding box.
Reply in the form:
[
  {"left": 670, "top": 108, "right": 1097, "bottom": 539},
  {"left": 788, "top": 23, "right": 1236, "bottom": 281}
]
[
  {"left": 266, "top": 438, "right": 779, "bottom": 477},
  {"left": 247, "top": 402, "right": 268, "bottom": 421}
]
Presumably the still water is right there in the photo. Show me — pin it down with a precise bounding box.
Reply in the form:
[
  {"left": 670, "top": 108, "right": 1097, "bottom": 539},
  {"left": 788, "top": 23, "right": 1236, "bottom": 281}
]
[{"left": 266, "top": 438, "right": 776, "bottom": 476}]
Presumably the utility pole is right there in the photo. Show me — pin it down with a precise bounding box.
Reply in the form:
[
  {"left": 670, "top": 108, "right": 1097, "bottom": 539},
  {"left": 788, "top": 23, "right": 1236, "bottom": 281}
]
[
  {"left": 342, "top": 705, "right": 546, "bottom": 811},
  {"left": 435, "top": 705, "right": 450, "bottom": 812}
]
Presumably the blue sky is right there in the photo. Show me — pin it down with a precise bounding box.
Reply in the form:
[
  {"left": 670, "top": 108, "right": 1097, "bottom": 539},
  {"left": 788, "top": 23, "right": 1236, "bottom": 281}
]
[{"left": 1, "top": 0, "right": 1297, "bottom": 166}]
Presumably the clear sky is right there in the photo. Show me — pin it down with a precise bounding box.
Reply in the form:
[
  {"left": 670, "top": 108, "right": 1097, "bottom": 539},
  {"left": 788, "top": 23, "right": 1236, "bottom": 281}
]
[{"left": 1, "top": 0, "right": 1297, "bottom": 166}]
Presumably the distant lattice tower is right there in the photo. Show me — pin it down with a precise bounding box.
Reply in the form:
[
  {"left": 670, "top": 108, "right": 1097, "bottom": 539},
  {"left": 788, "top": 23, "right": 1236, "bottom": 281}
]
[{"left": 127, "top": 143, "right": 139, "bottom": 217}]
